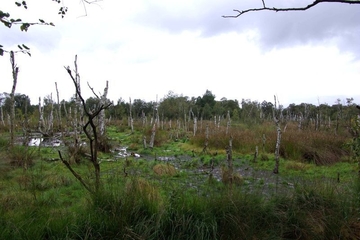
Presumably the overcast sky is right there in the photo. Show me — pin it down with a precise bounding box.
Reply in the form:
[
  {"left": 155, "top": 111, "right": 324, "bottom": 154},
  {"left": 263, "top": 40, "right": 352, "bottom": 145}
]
[{"left": 1, "top": 0, "right": 359, "bottom": 107}]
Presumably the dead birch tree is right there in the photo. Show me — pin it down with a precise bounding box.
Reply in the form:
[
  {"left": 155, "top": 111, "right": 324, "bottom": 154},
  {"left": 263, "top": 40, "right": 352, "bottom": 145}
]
[
  {"left": 0, "top": 106, "right": 4, "bottom": 126},
  {"left": 9, "top": 51, "right": 19, "bottom": 148},
  {"left": 129, "top": 97, "right": 134, "bottom": 133},
  {"left": 226, "top": 110, "right": 231, "bottom": 135},
  {"left": 273, "top": 95, "right": 282, "bottom": 174},
  {"left": 59, "top": 55, "right": 112, "bottom": 194},
  {"left": 149, "top": 123, "right": 156, "bottom": 149},
  {"left": 55, "top": 82, "right": 62, "bottom": 130},
  {"left": 99, "top": 81, "right": 109, "bottom": 137}
]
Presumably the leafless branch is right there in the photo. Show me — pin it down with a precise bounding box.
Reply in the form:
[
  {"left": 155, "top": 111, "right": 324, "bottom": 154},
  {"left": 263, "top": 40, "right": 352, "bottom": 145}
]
[
  {"left": 58, "top": 150, "right": 94, "bottom": 194},
  {"left": 62, "top": 56, "right": 112, "bottom": 193},
  {"left": 78, "top": 0, "right": 103, "bottom": 18},
  {"left": 223, "top": 0, "right": 360, "bottom": 18},
  {"left": 87, "top": 82, "right": 100, "bottom": 99}
]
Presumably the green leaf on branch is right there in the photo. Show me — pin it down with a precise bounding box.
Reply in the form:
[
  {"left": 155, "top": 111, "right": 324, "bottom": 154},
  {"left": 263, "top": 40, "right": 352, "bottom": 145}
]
[
  {"left": 39, "top": 19, "right": 44, "bottom": 23},
  {"left": 10, "top": 18, "right": 21, "bottom": 23},
  {"left": 22, "top": 44, "right": 29, "bottom": 50},
  {"left": 0, "top": 11, "right": 10, "bottom": 18},
  {"left": 20, "top": 23, "right": 30, "bottom": 31},
  {"left": 18, "top": 45, "right": 23, "bottom": 50}
]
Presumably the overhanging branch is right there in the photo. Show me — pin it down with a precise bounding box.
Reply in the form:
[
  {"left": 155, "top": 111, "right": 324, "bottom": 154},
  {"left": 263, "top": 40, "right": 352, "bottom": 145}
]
[{"left": 223, "top": 0, "right": 360, "bottom": 18}]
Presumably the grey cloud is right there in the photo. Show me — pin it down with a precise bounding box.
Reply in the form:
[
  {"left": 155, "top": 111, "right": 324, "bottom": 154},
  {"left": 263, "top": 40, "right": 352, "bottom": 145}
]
[{"left": 135, "top": 1, "right": 360, "bottom": 58}]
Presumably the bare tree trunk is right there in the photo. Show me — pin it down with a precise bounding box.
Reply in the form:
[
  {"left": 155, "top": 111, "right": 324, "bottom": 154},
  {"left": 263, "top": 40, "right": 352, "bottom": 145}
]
[
  {"left": 149, "top": 123, "right": 156, "bottom": 149},
  {"left": 253, "top": 146, "right": 258, "bottom": 162},
  {"left": 99, "top": 80, "right": 109, "bottom": 136},
  {"left": 226, "top": 136, "right": 233, "bottom": 185},
  {"left": 9, "top": 51, "right": 19, "bottom": 148},
  {"left": 55, "top": 82, "right": 62, "bottom": 130},
  {"left": 22, "top": 99, "right": 29, "bottom": 170},
  {"left": 226, "top": 110, "right": 231, "bottom": 135},
  {"left": 0, "top": 106, "right": 4, "bottom": 126},
  {"left": 273, "top": 95, "right": 282, "bottom": 174},
  {"left": 47, "top": 93, "right": 54, "bottom": 135},
  {"left": 262, "top": 134, "right": 266, "bottom": 152},
  {"left": 193, "top": 117, "right": 197, "bottom": 136},
  {"left": 61, "top": 55, "right": 112, "bottom": 194},
  {"left": 203, "top": 123, "right": 209, "bottom": 153},
  {"left": 129, "top": 97, "right": 134, "bottom": 133},
  {"left": 38, "top": 97, "right": 45, "bottom": 134},
  {"left": 143, "top": 136, "right": 147, "bottom": 149},
  {"left": 142, "top": 110, "right": 146, "bottom": 128}
]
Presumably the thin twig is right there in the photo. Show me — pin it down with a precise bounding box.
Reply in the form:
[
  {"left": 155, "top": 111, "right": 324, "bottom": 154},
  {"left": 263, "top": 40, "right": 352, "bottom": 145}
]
[{"left": 223, "top": 0, "right": 360, "bottom": 18}]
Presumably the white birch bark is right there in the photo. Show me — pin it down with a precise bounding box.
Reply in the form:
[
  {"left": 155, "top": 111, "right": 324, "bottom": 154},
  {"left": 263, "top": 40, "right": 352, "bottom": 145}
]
[
  {"left": 193, "top": 117, "right": 197, "bottom": 136},
  {"left": 273, "top": 95, "right": 281, "bottom": 174},
  {"left": 99, "top": 80, "right": 109, "bottom": 136},
  {"left": 202, "top": 123, "right": 209, "bottom": 153},
  {"left": 9, "top": 51, "right": 18, "bottom": 147},
  {"left": 47, "top": 93, "right": 54, "bottom": 134},
  {"left": 129, "top": 97, "right": 133, "bottom": 132},
  {"left": 38, "top": 97, "right": 45, "bottom": 133},
  {"left": 226, "top": 110, "right": 231, "bottom": 135},
  {"left": 0, "top": 106, "right": 4, "bottom": 126},
  {"left": 55, "top": 82, "right": 61, "bottom": 129},
  {"left": 149, "top": 123, "right": 156, "bottom": 148}
]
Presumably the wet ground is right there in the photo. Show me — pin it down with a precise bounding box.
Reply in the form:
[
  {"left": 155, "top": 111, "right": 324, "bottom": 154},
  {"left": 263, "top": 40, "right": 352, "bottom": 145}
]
[{"left": 111, "top": 146, "right": 295, "bottom": 196}]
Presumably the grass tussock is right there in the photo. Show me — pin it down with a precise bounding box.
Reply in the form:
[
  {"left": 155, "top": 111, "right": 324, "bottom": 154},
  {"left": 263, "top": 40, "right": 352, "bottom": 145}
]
[
  {"left": 153, "top": 163, "right": 177, "bottom": 176},
  {"left": 221, "top": 166, "right": 243, "bottom": 185}
]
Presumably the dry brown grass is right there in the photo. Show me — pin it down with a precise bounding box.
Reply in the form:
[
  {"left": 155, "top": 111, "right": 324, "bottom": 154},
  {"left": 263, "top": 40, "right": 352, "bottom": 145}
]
[
  {"left": 221, "top": 166, "right": 243, "bottom": 185},
  {"left": 340, "top": 218, "right": 360, "bottom": 239},
  {"left": 153, "top": 163, "right": 177, "bottom": 176},
  {"left": 190, "top": 121, "right": 351, "bottom": 165}
]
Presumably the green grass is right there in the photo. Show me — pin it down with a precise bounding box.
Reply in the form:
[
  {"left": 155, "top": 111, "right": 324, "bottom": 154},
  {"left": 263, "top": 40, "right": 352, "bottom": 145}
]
[{"left": 0, "top": 119, "right": 359, "bottom": 239}]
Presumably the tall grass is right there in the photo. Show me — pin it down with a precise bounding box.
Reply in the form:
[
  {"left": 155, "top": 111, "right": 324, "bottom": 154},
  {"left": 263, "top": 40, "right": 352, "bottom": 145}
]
[
  {"left": 191, "top": 121, "right": 350, "bottom": 165},
  {"left": 2, "top": 167, "right": 359, "bottom": 239}
]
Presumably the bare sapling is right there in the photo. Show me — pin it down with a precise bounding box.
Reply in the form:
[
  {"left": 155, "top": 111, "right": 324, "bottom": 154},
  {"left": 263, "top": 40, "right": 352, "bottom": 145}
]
[
  {"left": 273, "top": 95, "right": 282, "bottom": 174},
  {"left": 59, "top": 55, "right": 112, "bottom": 194}
]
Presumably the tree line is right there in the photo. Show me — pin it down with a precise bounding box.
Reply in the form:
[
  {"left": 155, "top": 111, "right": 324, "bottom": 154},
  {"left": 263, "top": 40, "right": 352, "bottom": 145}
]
[{"left": 0, "top": 90, "right": 358, "bottom": 130}]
